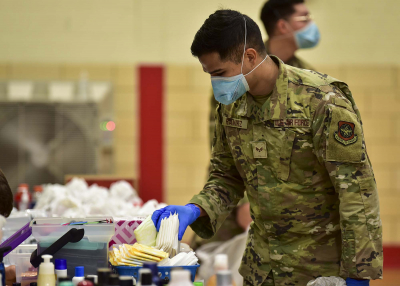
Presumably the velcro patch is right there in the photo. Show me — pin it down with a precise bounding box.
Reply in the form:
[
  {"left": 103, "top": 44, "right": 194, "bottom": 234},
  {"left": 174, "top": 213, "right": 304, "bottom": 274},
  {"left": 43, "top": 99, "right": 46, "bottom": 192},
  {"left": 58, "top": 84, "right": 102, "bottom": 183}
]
[
  {"left": 251, "top": 141, "right": 267, "bottom": 158},
  {"left": 274, "top": 118, "right": 311, "bottom": 128},
  {"left": 222, "top": 116, "right": 248, "bottom": 129},
  {"left": 334, "top": 121, "right": 358, "bottom": 145}
]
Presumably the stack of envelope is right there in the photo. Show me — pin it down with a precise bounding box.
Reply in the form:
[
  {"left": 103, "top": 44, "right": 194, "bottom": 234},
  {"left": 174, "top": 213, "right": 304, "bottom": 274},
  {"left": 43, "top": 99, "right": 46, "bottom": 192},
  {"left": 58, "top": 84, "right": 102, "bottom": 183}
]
[
  {"left": 155, "top": 213, "right": 179, "bottom": 257},
  {"left": 109, "top": 243, "right": 169, "bottom": 266}
]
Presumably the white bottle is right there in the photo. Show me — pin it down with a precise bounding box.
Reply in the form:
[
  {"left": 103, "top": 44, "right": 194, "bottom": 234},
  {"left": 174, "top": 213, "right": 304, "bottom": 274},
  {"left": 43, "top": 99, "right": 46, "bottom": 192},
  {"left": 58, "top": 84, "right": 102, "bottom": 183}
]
[
  {"left": 216, "top": 271, "right": 233, "bottom": 286},
  {"left": 55, "top": 259, "right": 67, "bottom": 279},
  {"left": 206, "top": 254, "right": 229, "bottom": 286},
  {"left": 72, "top": 266, "right": 85, "bottom": 286},
  {"left": 169, "top": 269, "right": 193, "bottom": 286},
  {"left": 86, "top": 275, "right": 98, "bottom": 284},
  {"left": 37, "top": 254, "right": 56, "bottom": 286}
]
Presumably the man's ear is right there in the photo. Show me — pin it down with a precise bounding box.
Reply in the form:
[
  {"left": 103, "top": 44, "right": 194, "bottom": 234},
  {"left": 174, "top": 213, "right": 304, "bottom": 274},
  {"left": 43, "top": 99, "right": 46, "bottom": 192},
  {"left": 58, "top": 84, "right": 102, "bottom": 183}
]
[
  {"left": 245, "top": 48, "right": 258, "bottom": 66},
  {"left": 275, "top": 19, "right": 292, "bottom": 35}
]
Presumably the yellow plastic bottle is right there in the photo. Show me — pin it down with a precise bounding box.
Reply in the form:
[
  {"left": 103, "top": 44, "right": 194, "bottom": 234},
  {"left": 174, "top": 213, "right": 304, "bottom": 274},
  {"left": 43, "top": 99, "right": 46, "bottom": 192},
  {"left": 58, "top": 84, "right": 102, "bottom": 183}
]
[{"left": 37, "top": 255, "right": 56, "bottom": 286}]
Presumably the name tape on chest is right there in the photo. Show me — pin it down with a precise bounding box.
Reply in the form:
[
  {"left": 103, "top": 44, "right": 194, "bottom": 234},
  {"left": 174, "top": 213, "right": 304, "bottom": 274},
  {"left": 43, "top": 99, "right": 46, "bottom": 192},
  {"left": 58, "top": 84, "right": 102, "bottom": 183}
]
[
  {"left": 274, "top": 118, "right": 311, "bottom": 128},
  {"left": 222, "top": 116, "right": 248, "bottom": 129}
]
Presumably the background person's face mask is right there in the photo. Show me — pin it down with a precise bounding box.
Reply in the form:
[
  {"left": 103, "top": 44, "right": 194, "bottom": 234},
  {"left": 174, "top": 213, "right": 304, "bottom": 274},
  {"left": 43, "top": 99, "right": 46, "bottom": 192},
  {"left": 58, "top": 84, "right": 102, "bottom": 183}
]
[
  {"left": 211, "top": 18, "right": 268, "bottom": 106},
  {"left": 294, "top": 21, "right": 320, "bottom": 49}
]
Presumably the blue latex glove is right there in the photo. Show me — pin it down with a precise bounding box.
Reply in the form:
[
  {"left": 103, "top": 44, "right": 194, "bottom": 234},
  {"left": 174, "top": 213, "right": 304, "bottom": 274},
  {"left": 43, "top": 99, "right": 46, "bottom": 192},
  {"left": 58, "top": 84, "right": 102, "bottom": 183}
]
[
  {"left": 346, "top": 278, "right": 369, "bottom": 286},
  {"left": 151, "top": 204, "right": 201, "bottom": 240}
]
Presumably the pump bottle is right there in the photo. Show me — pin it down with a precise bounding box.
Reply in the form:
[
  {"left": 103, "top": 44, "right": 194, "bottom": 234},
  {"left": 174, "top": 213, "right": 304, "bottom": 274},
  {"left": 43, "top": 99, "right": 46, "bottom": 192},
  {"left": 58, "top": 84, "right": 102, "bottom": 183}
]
[{"left": 37, "top": 255, "right": 56, "bottom": 286}]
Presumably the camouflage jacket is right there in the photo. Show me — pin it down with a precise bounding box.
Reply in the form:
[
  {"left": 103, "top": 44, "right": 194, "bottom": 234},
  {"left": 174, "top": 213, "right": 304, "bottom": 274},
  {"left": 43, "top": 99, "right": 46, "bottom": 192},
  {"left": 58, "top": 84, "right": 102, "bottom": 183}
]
[{"left": 190, "top": 56, "right": 383, "bottom": 286}]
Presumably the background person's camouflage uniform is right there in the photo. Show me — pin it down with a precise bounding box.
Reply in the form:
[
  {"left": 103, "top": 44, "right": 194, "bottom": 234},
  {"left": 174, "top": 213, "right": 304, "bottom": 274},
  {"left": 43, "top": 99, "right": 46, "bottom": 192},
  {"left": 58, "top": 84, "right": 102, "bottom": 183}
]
[
  {"left": 189, "top": 56, "right": 383, "bottom": 286},
  {"left": 190, "top": 44, "right": 315, "bottom": 250}
]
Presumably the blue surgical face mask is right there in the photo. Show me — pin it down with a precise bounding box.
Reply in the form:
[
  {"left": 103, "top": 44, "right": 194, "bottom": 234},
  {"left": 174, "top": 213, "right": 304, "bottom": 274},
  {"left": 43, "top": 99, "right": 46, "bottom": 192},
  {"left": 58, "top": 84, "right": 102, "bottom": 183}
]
[
  {"left": 211, "top": 18, "right": 268, "bottom": 106},
  {"left": 294, "top": 21, "right": 320, "bottom": 49}
]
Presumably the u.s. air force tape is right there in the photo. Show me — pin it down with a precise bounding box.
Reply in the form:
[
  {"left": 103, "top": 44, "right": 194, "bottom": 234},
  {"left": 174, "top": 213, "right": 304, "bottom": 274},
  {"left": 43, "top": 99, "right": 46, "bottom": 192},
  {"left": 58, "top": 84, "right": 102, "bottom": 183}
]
[{"left": 274, "top": 118, "right": 310, "bottom": 128}]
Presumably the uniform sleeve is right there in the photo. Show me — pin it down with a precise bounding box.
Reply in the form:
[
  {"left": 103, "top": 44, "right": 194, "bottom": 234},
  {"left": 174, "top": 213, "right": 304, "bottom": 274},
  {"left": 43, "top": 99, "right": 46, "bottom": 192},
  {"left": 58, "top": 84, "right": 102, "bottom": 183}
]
[
  {"left": 312, "top": 96, "right": 383, "bottom": 280},
  {"left": 189, "top": 104, "right": 245, "bottom": 239}
]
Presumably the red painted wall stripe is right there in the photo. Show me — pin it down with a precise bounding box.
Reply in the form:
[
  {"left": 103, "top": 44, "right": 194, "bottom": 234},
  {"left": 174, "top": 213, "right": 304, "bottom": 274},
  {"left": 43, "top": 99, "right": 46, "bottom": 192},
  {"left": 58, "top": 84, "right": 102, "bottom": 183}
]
[
  {"left": 139, "top": 65, "right": 164, "bottom": 203},
  {"left": 383, "top": 245, "right": 400, "bottom": 269}
]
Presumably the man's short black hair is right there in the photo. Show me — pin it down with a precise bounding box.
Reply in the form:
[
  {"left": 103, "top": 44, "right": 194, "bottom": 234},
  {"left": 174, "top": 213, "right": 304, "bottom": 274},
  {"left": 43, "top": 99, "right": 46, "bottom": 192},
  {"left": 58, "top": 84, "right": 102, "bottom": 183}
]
[
  {"left": 260, "top": 0, "right": 304, "bottom": 36},
  {"left": 0, "top": 169, "right": 13, "bottom": 217},
  {"left": 191, "top": 9, "right": 267, "bottom": 64}
]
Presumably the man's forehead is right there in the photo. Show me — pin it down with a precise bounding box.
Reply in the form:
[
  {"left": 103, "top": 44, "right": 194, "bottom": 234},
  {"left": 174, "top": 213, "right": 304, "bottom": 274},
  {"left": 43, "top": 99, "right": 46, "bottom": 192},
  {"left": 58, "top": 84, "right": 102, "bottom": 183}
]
[
  {"left": 293, "top": 3, "right": 309, "bottom": 15},
  {"left": 199, "top": 52, "right": 224, "bottom": 73}
]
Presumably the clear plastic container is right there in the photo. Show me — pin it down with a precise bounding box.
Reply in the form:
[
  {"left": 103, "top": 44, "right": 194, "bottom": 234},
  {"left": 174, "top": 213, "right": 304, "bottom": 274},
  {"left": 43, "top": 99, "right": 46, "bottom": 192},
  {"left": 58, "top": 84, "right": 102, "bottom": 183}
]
[
  {"left": 2, "top": 216, "right": 31, "bottom": 243},
  {"left": 7, "top": 244, "right": 37, "bottom": 283},
  {"left": 32, "top": 217, "right": 114, "bottom": 276}
]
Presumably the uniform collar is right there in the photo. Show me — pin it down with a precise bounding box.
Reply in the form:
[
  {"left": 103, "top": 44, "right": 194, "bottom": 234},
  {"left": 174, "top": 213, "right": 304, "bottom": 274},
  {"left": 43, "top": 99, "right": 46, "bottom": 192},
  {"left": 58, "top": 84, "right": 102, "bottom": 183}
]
[{"left": 236, "top": 55, "right": 288, "bottom": 121}]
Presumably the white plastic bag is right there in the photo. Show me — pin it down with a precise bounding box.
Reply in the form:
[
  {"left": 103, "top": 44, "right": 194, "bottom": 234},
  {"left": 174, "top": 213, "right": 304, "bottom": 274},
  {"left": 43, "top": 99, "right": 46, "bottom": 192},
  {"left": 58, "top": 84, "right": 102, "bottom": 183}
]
[
  {"left": 196, "top": 228, "right": 248, "bottom": 286},
  {"left": 307, "top": 276, "right": 346, "bottom": 286}
]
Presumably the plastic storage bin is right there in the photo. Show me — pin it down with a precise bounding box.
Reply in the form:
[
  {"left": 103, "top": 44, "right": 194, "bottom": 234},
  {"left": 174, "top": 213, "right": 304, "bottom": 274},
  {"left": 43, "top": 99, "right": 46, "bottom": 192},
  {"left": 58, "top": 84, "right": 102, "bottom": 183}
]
[
  {"left": 7, "top": 244, "right": 37, "bottom": 284},
  {"left": 113, "top": 264, "right": 200, "bottom": 283},
  {"left": 31, "top": 217, "right": 114, "bottom": 276}
]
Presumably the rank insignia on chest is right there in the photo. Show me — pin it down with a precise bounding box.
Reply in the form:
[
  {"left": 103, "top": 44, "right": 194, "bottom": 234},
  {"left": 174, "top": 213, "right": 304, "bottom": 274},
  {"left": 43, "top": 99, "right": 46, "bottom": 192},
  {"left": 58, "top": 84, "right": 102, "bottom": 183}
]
[
  {"left": 222, "top": 116, "right": 248, "bottom": 129},
  {"left": 334, "top": 121, "right": 358, "bottom": 145},
  {"left": 251, "top": 141, "right": 267, "bottom": 158},
  {"left": 274, "top": 118, "right": 311, "bottom": 128}
]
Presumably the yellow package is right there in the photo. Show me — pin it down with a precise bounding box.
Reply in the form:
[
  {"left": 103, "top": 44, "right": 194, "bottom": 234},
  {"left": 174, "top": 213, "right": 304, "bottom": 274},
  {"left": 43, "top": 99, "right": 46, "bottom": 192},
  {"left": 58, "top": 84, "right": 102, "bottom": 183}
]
[{"left": 132, "top": 243, "right": 169, "bottom": 259}]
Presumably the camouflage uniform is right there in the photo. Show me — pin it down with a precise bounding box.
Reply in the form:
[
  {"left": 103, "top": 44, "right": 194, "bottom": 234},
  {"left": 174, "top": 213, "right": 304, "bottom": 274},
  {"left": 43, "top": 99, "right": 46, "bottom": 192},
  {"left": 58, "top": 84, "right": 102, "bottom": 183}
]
[
  {"left": 189, "top": 56, "right": 383, "bottom": 286},
  {"left": 192, "top": 46, "right": 315, "bottom": 250}
]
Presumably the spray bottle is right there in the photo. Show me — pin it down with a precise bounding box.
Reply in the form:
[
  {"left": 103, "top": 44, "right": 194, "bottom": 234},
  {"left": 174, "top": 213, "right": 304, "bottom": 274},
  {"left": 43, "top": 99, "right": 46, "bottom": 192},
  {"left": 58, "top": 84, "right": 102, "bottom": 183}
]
[{"left": 37, "top": 255, "right": 56, "bottom": 286}]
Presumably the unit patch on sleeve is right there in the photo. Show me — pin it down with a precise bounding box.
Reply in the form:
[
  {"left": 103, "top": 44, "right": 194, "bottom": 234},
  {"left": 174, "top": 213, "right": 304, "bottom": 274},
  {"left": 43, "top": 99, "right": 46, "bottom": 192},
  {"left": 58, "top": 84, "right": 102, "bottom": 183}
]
[
  {"left": 222, "top": 116, "right": 248, "bottom": 129},
  {"left": 334, "top": 121, "right": 358, "bottom": 146},
  {"left": 274, "top": 118, "right": 311, "bottom": 128}
]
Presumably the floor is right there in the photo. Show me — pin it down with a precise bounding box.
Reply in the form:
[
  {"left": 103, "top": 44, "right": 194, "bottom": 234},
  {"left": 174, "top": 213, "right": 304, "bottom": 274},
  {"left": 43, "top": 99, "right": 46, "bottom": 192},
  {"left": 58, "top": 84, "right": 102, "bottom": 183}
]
[{"left": 371, "top": 269, "right": 400, "bottom": 286}]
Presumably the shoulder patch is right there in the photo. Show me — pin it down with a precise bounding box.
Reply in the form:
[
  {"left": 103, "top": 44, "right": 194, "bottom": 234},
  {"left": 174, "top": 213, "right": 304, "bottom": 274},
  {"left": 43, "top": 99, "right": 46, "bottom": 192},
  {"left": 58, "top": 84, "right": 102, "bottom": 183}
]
[
  {"left": 326, "top": 107, "right": 363, "bottom": 163},
  {"left": 334, "top": 121, "right": 358, "bottom": 145}
]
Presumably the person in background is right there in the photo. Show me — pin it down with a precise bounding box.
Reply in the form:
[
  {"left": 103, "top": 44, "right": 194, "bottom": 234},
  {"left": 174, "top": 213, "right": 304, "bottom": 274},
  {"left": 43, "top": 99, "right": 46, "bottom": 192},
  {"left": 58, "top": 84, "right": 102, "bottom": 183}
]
[
  {"left": 0, "top": 169, "right": 15, "bottom": 286},
  {"left": 193, "top": 0, "right": 321, "bottom": 250},
  {"left": 0, "top": 170, "right": 13, "bottom": 218},
  {"left": 260, "top": 0, "right": 318, "bottom": 70},
  {"left": 154, "top": 9, "right": 382, "bottom": 286}
]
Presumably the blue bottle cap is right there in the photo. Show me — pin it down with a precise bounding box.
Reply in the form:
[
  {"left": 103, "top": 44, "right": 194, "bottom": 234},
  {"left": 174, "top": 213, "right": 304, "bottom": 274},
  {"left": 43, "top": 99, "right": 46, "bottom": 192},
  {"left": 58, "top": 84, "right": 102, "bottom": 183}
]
[
  {"left": 55, "top": 259, "right": 67, "bottom": 270},
  {"left": 75, "top": 266, "right": 84, "bottom": 277}
]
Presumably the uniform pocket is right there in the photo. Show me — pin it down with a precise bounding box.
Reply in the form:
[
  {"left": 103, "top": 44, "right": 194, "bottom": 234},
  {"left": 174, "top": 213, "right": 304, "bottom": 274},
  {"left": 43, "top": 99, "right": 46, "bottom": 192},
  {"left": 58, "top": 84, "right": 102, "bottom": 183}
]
[
  {"left": 341, "top": 229, "right": 356, "bottom": 277},
  {"left": 278, "top": 129, "right": 295, "bottom": 181},
  {"left": 358, "top": 176, "right": 382, "bottom": 240},
  {"left": 287, "top": 132, "right": 315, "bottom": 185}
]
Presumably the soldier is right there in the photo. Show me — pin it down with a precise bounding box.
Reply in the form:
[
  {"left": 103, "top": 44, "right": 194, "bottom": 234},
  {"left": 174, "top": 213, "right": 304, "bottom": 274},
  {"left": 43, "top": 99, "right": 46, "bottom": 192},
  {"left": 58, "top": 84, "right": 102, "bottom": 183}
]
[
  {"left": 195, "top": 0, "right": 320, "bottom": 250},
  {"left": 153, "top": 9, "right": 382, "bottom": 286}
]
